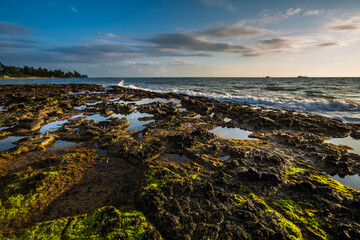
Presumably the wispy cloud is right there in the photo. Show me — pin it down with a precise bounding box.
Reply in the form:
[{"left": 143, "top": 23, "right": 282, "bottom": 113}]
[
  {"left": 0, "top": 38, "right": 37, "bottom": 48},
  {"left": 138, "top": 33, "right": 253, "bottom": 54},
  {"left": 259, "top": 8, "right": 302, "bottom": 25},
  {"left": 329, "top": 16, "right": 360, "bottom": 31},
  {"left": 201, "top": 0, "right": 235, "bottom": 11},
  {"left": 70, "top": 6, "right": 78, "bottom": 13},
  {"left": 303, "top": 10, "right": 325, "bottom": 16},
  {"left": 192, "top": 20, "right": 275, "bottom": 39},
  {"left": 316, "top": 42, "right": 339, "bottom": 48},
  {"left": 0, "top": 22, "right": 33, "bottom": 35}
]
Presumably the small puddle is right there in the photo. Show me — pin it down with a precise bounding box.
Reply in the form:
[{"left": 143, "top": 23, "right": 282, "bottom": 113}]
[
  {"left": 325, "top": 136, "right": 360, "bottom": 155},
  {"left": 0, "top": 136, "right": 24, "bottom": 151},
  {"left": 0, "top": 126, "right": 11, "bottom": 131},
  {"left": 40, "top": 120, "right": 68, "bottom": 133},
  {"left": 0, "top": 106, "right": 6, "bottom": 111},
  {"left": 69, "top": 91, "right": 87, "bottom": 95},
  {"left": 210, "top": 127, "right": 253, "bottom": 140},
  {"left": 75, "top": 105, "right": 87, "bottom": 110},
  {"left": 94, "top": 143, "right": 107, "bottom": 156},
  {"left": 328, "top": 174, "right": 360, "bottom": 191},
  {"left": 94, "top": 143, "right": 125, "bottom": 166},
  {"left": 132, "top": 98, "right": 181, "bottom": 106},
  {"left": 47, "top": 140, "right": 83, "bottom": 151},
  {"left": 86, "top": 101, "right": 103, "bottom": 106},
  {"left": 71, "top": 113, "right": 109, "bottom": 122},
  {"left": 218, "top": 155, "right": 230, "bottom": 161},
  {"left": 111, "top": 111, "right": 154, "bottom": 131},
  {"left": 159, "top": 153, "right": 191, "bottom": 164}
]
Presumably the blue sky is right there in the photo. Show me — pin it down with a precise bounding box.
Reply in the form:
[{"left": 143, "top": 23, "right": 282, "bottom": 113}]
[{"left": 1, "top": 0, "right": 360, "bottom": 77}]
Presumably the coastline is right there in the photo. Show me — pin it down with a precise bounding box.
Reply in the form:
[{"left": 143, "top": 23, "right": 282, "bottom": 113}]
[
  {"left": 1, "top": 77, "right": 73, "bottom": 79},
  {"left": 0, "top": 84, "right": 360, "bottom": 239}
]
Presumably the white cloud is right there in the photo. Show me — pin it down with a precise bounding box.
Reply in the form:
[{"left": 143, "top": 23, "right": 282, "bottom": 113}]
[
  {"left": 192, "top": 20, "right": 275, "bottom": 39},
  {"left": 70, "top": 6, "right": 77, "bottom": 12},
  {"left": 286, "top": 8, "right": 302, "bottom": 17},
  {"left": 201, "top": 0, "right": 236, "bottom": 11},
  {"left": 259, "top": 8, "right": 302, "bottom": 25},
  {"left": 329, "top": 16, "right": 360, "bottom": 31},
  {"left": 304, "top": 10, "right": 325, "bottom": 16}
]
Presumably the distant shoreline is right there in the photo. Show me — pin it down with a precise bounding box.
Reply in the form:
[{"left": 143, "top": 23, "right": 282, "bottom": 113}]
[
  {"left": 0, "top": 77, "right": 58, "bottom": 79},
  {"left": 0, "top": 77, "right": 88, "bottom": 80}
]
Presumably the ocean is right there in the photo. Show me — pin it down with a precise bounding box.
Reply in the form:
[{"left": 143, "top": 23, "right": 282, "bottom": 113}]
[{"left": 1, "top": 77, "right": 360, "bottom": 124}]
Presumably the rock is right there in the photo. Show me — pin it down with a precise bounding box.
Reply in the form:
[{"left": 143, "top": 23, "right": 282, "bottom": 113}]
[{"left": 18, "top": 118, "right": 44, "bottom": 131}]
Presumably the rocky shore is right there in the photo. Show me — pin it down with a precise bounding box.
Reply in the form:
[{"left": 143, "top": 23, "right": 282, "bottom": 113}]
[{"left": 0, "top": 84, "right": 359, "bottom": 239}]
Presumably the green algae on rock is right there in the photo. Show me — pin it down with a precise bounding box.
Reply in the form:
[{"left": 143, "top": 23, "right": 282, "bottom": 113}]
[{"left": 17, "top": 206, "right": 156, "bottom": 240}]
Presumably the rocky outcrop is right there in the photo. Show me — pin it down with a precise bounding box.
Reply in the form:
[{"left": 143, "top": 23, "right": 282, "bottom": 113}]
[{"left": 0, "top": 84, "right": 359, "bottom": 239}]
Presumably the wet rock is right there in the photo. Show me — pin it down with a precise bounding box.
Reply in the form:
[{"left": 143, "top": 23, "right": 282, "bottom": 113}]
[{"left": 17, "top": 118, "right": 44, "bottom": 132}]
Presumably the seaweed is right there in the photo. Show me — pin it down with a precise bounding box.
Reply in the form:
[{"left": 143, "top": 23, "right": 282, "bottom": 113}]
[
  {"left": 17, "top": 206, "right": 151, "bottom": 239},
  {"left": 272, "top": 199, "right": 327, "bottom": 240}
]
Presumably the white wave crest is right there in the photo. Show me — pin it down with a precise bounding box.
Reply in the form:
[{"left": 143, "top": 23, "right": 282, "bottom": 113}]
[
  {"left": 117, "top": 80, "right": 124, "bottom": 86},
  {"left": 172, "top": 89, "right": 360, "bottom": 112},
  {"left": 111, "top": 82, "right": 360, "bottom": 114},
  {"left": 232, "top": 96, "right": 360, "bottom": 112}
]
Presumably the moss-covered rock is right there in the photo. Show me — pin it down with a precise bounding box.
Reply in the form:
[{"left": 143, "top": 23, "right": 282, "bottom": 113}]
[{"left": 17, "top": 206, "right": 158, "bottom": 240}]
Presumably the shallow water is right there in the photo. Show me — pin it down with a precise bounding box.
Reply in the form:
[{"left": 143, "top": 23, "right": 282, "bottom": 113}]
[
  {"left": 39, "top": 120, "right": 68, "bottom": 133},
  {"left": 75, "top": 105, "right": 87, "bottom": 110},
  {"left": 111, "top": 111, "right": 154, "bottom": 131},
  {"left": 93, "top": 143, "right": 125, "bottom": 165},
  {"left": 0, "top": 136, "right": 24, "bottom": 151},
  {"left": 209, "top": 127, "right": 253, "bottom": 140},
  {"left": 71, "top": 113, "right": 108, "bottom": 122},
  {"left": 69, "top": 91, "right": 87, "bottom": 95},
  {"left": 47, "top": 140, "right": 83, "bottom": 151},
  {"left": 0, "top": 106, "right": 6, "bottom": 111},
  {"left": 86, "top": 101, "right": 103, "bottom": 106},
  {"left": 0, "top": 126, "right": 11, "bottom": 131},
  {"left": 329, "top": 174, "right": 360, "bottom": 191},
  {"left": 130, "top": 98, "right": 181, "bottom": 106},
  {"left": 218, "top": 155, "right": 230, "bottom": 161},
  {"left": 325, "top": 136, "right": 360, "bottom": 155}
]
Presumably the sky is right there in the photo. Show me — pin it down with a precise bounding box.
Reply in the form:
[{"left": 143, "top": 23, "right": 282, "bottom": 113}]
[{"left": 1, "top": 0, "right": 360, "bottom": 77}]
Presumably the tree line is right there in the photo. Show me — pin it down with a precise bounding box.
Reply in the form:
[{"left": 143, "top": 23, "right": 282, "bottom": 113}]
[{"left": 0, "top": 62, "right": 87, "bottom": 78}]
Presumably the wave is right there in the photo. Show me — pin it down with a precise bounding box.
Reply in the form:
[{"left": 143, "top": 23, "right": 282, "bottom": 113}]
[
  {"left": 117, "top": 80, "right": 124, "bottom": 86},
  {"left": 110, "top": 81, "right": 360, "bottom": 120},
  {"left": 230, "top": 96, "right": 360, "bottom": 112}
]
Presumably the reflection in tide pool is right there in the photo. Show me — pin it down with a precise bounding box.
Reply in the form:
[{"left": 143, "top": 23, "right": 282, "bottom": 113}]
[
  {"left": 218, "top": 155, "right": 230, "bottom": 161},
  {"left": 131, "top": 98, "right": 181, "bottom": 106},
  {"left": 71, "top": 113, "right": 108, "bottom": 122},
  {"left": 210, "top": 127, "right": 253, "bottom": 140},
  {"left": 329, "top": 174, "right": 360, "bottom": 191},
  {"left": 0, "top": 126, "right": 11, "bottom": 131},
  {"left": 325, "top": 136, "right": 360, "bottom": 155},
  {"left": 40, "top": 120, "right": 68, "bottom": 133},
  {"left": 111, "top": 111, "right": 154, "bottom": 131},
  {"left": 75, "top": 105, "right": 87, "bottom": 110},
  {"left": 0, "top": 136, "right": 24, "bottom": 151}
]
